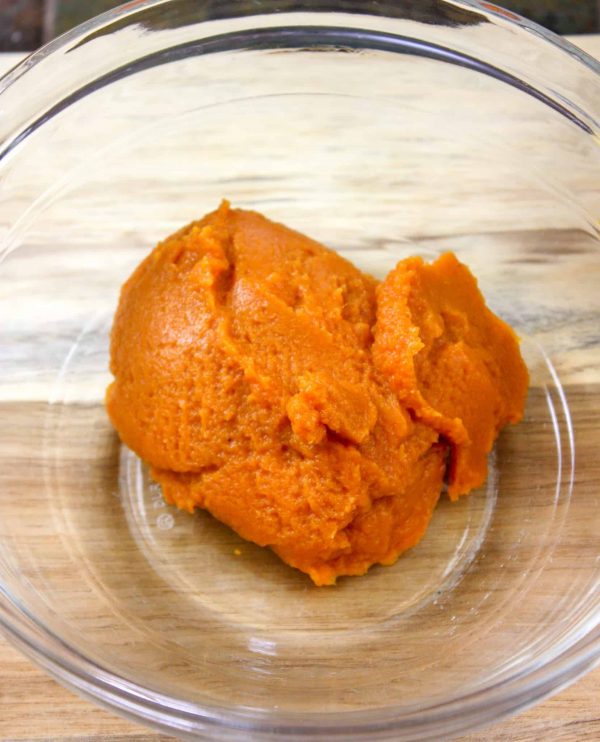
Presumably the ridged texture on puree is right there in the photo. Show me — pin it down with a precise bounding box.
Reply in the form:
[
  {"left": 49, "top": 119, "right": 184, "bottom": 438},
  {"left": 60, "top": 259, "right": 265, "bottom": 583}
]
[{"left": 106, "top": 201, "right": 528, "bottom": 585}]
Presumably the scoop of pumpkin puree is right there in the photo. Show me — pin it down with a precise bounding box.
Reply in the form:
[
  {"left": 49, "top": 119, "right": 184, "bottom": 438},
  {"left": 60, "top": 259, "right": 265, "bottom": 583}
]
[{"left": 106, "top": 201, "right": 528, "bottom": 585}]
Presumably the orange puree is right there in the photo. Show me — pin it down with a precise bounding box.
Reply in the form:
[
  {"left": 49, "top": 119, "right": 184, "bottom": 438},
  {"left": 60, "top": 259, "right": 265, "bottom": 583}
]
[
  {"left": 373, "top": 253, "right": 529, "bottom": 499},
  {"left": 106, "top": 201, "right": 528, "bottom": 585}
]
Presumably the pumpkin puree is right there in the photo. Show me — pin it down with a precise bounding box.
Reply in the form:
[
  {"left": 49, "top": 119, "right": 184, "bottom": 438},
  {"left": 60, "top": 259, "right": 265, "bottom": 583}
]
[{"left": 106, "top": 201, "right": 528, "bottom": 585}]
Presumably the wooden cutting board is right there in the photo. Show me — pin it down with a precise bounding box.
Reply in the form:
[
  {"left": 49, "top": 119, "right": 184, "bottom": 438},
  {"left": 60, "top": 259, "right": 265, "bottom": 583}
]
[{"left": 1, "top": 34, "right": 599, "bottom": 742}]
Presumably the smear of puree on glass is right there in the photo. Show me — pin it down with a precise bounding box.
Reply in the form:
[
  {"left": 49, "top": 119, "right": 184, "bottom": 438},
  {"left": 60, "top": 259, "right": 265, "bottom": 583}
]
[{"left": 106, "top": 201, "right": 528, "bottom": 585}]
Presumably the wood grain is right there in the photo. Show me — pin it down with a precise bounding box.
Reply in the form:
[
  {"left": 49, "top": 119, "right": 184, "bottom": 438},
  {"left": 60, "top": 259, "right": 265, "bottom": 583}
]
[{"left": 1, "top": 32, "right": 600, "bottom": 742}]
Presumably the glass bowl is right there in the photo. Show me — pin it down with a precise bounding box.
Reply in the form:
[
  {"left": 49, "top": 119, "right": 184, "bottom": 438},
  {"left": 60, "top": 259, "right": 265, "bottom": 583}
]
[{"left": 0, "top": 1, "right": 599, "bottom": 739}]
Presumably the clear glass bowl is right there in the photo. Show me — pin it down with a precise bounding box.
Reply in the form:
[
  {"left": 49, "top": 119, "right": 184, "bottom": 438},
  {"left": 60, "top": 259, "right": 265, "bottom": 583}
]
[{"left": 0, "top": 1, "right": 599, "bottom": 739}]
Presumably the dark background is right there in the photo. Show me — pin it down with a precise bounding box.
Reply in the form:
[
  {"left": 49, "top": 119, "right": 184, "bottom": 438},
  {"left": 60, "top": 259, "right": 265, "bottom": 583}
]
[{"left": 1, "top": 0, "right": 599, "bottom": 52}]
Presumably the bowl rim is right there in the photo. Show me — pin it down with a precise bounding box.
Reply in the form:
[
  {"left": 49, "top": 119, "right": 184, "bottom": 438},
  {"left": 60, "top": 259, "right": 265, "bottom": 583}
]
[
  {"left": 1, "top": 594, "right": 599, "bottom": 739},
  {"left": 0, "top": 0, "right": 599, "bottom": 738},
  {"left": 1, "top": 0, "right": 600, "bottom": 95}
]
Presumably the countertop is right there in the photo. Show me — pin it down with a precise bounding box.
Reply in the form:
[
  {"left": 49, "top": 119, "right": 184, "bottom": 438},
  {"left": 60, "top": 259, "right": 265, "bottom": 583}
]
[{"left": 1, "top": 34, "right": 599, "bottom": 742}]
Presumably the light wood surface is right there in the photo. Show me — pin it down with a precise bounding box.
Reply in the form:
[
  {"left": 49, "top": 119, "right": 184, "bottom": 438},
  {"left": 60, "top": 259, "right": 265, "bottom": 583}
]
[{"left": 1, "top": 32, "right": 599, "bottom": 741}]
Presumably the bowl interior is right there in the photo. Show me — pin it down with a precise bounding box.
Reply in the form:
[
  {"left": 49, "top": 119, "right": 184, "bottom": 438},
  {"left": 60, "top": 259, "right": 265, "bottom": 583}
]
[{"left": 0, "top": 1, "right": 599, "bottom": 728}]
